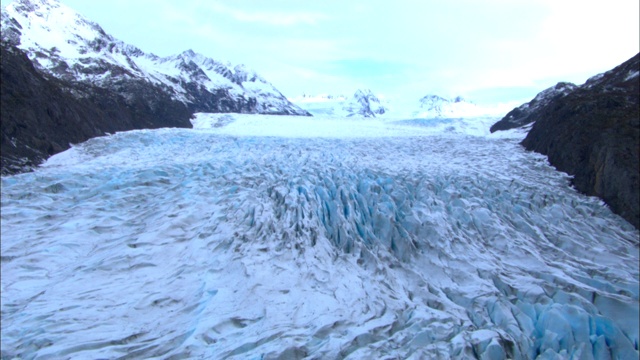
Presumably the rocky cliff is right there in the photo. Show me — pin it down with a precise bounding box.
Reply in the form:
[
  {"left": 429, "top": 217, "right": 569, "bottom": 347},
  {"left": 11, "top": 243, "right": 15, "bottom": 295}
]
[
  {"left": 1, "top": 42, "right": 193, "bottom": 174},
  {"left": 494, "top": 53, "right": 639, "bottom": 229},
  {"left": 489, "top": 82, "right": 577, "bottom": 133}
]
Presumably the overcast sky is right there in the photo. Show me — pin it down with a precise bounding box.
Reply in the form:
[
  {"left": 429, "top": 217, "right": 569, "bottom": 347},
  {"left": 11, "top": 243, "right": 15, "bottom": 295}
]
[{"left": 2, "top": 0, "right": 639, "bottom": 104}]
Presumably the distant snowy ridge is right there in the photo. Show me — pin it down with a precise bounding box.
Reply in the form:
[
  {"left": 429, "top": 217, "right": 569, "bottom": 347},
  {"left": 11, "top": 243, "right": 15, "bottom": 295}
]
[
  {"left": 342, "top": 89, "right": 387, "bottom": 117},
  {"left": 414, "top": 94, "right": 478, "bottom": 118},
  {"left": 0, "top": 0, "right": 309, "bottom": 115},
  {"left": 288, "top": 89, "right": 386, "bottom": 117},
  {"left": 292, "top": 90, "right": 507, "bottom": 119}
]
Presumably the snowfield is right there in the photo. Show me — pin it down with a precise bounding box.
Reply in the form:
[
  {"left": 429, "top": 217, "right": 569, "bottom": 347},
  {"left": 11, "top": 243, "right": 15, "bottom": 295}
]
[{"left": 1, "top": 114, "right": 638, "bottom": 359}]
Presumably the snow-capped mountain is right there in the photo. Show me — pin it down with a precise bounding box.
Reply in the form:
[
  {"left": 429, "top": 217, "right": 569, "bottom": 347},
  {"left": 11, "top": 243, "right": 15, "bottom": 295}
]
[
  {"left": 292, "top": 91, "right": 502, "bottom": 119},
  {"left": 342, "top": 89, "right": 387, "bottom": 117},
  {"left": 290, "top": 89, "right": 386, "bottom": 117},
  {"left": 414, "top": 94, "right": 480, "bottom": 118},
  {"left": 1, "top": 0, "right": 309, "bottom": 115},
  {"left": 2, "top": 114, "right": 638, "bottom": 359}
]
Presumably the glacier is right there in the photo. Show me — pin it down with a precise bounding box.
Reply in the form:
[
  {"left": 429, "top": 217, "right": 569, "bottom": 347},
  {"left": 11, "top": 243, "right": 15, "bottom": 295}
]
[{"left": 1, "top": 114, "right": 638, "bottom": 359}]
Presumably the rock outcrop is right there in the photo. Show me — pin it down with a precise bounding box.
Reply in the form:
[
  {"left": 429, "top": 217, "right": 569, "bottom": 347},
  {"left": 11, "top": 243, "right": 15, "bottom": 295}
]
[
  {"left": 495, "top": 53, "right": 639, "bottom": 229},
  {"left": 490, "top": 82, "right": 577, "bottom": 132},
  {"left": 1, "top": 42, "right": 192, "bottom": 174}
]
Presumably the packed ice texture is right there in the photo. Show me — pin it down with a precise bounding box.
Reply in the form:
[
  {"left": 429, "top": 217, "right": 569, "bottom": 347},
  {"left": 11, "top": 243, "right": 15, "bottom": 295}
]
[{"left": 1, "top": 114, "right": 638, "bottom": 359}]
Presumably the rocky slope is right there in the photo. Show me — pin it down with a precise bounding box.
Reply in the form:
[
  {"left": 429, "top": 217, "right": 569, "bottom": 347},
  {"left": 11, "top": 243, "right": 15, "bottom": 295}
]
[
  {"left": 493, "top": 53, "right": 640, "bottom": 229},
  {"left": 1, "top": 42, "right": 192, "bottom": 175},
  {"left": 489, "top": 82, "right": 577, "bottom": 132}
]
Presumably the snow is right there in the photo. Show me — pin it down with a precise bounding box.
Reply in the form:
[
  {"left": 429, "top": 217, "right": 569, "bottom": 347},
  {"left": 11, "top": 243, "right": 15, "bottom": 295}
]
[
  {"left": 2, "top": 114, "right": 638, "bottom": 359},
  {"left": 625, "top": 70, "right": 639, "bottom": 81}
]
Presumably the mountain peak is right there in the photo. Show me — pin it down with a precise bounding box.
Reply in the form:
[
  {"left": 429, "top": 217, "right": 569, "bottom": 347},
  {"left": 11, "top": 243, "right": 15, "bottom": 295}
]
[
  {"left": 181, "top": 49, "right": 197, "bottom": 58},
  {"left": 10, "top": 0, "right": 62, "bottom": 13},
  {"left": 3, "top": 0, "right": 112, "bottom": 52},
  {"left": 291, "top": 91, "right": 503, "bottom": 119},
  {"left": 420, "top": 94, "right": 447, "bottom": 102},
  {"left": 341, "top": 89, "right": 386, "bottom": 117},
  {"left": 418, "top": 94, "right": 471, "bottom": 105},
  {"left": 353, "top": 88, "right": 375, "bottom": 97},
  {"left": 1, "top": 0, "right": 309, "bottom": 116}
]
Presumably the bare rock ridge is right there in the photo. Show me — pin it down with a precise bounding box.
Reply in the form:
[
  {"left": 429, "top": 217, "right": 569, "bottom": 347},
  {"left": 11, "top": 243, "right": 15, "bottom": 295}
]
[
  {"left": 0, "top": 0, "right": 309, "bottom": 174},
  {"left": 492, "top": 53, "right": 640, "bottom": 229},
  {"left": 489, "top": 82, "right": 577, "bottom": 133}
]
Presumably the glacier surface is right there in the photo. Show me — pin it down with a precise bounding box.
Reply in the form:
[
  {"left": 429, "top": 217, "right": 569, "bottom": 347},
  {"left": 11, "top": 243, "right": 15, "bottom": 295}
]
[{"left": 1, "top": 114, "right": 638, "bottom": 359}]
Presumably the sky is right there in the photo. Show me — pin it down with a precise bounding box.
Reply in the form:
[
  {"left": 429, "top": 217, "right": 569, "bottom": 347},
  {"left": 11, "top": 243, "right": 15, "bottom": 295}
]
[{"left": 1, "top": 0, "right": 639, "bottom": 105}]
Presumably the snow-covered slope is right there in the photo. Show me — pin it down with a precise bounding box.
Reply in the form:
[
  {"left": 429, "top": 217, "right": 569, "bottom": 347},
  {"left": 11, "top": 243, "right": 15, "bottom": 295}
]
[
  {"left": 0, "top": 0, "right": 308, "bottom": 115},
  {"left": 2, "top": 114, "right": 638, "bottom": 359},
  {"left": 292, "top": 91, "right": 504, "bottom": 119}
]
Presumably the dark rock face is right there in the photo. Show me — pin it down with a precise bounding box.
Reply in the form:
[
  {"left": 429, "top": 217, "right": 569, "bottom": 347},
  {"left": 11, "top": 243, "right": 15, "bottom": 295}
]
[
  {"left": 517, "top": 53, "right": 639, "bottom": 229},
  {"left": 490, "top": 82, "right": 577, "bottom": 133},
  {"left": 1, "top": 43, "right": 192, "bottom": 175}
]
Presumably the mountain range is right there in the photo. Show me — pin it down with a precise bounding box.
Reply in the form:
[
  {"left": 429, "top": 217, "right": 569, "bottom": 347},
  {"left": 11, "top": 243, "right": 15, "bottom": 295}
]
[
  {"left": 0, "top": 0, "right": 310, "bottom": 174},
  {"left": 291, "top": 91, "right": 504, "bottom": 119},
  {"left": 290, "top": 90, "right": 387, "bottom": 118},
  {"left": 1, "top": 0, "right": 308, "bottom": 116}
]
